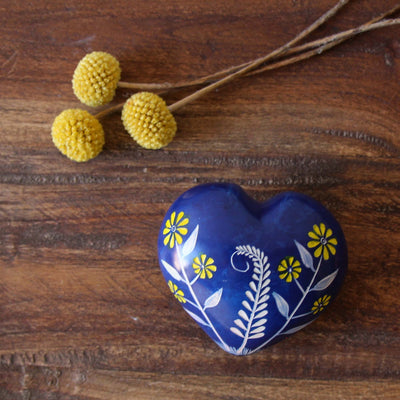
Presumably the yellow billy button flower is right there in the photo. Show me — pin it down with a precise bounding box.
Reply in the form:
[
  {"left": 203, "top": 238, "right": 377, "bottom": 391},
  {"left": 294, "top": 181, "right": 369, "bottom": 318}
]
[
  {"left": 121, "top": 92, "right": 177, "bottom": 149},
  {"left": 51, "top": 109, "right": 105, "bottom": 162},
  {"left": 72, "top": 51, "right": 121, "bottom": 107}
]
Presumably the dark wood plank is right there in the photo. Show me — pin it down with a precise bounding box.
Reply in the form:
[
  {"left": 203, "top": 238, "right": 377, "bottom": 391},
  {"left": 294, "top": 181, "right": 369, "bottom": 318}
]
[{"left": 1, "top": 0, "right": 400, "bottom": 398}]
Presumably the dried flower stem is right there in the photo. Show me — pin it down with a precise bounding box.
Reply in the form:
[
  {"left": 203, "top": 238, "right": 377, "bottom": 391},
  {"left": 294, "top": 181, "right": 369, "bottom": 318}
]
[
  {"left": 168, "top": 0, "right": 355, "bottom": 112},
  {"left": 118, "top": 2, "right": 400, "bottom": 93},
  {"left": 282, "top": 2, "right": 400, "bottom": 58},
  {"left": 118, "top": 81, "right": 176, "bottom": 91},
  {"left": 94, "top": 102, "right": 125, "bottom": 119},
  {"left": 118, "top": 0, "right": 350, "bottom": 91},
  {"left": 168, "top": 16, "right": 400, "bottom": 112},
  {"left": 230, "top": 2, "right": 400, "bottom": 78},
  {"left": 248, "top": 17, "right": 400, "bottom": 77},
  {"left": 95, "top": 4, "right": 400, "bottom": 118}
]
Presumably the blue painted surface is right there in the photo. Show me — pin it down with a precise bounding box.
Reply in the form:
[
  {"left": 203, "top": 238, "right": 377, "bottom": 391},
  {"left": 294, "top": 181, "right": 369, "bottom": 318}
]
[{"left": 158, "top": 183, "right": 347, "bottom": 355}]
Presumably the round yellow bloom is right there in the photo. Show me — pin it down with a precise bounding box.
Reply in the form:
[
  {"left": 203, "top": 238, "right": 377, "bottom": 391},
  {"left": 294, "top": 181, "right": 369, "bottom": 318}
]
[
  {"left": 72, "top": 51, "right": 121, "bottom": 107},
  {"left": 121, "top": 92, "right": 177, "bottom": 149},
  {"left": 51, "top": 109, "right": 105, "bottom": 162}
]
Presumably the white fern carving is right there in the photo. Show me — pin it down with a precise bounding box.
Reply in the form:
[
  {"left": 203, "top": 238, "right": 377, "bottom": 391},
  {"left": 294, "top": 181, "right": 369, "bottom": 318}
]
[{"left": 230, "top": 245, "right": 271, "bottom": 354}]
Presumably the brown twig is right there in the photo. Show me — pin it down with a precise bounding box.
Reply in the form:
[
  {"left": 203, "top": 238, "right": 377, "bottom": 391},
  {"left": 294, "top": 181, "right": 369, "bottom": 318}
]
[
  {"left": 168, "top": 0, "right": 353, "bottom": 112},
  {"left": 94, "top": 102, "right": 124, "bottom": 119},
  {"left": 281, "top": 2, "right": 400, "bottom": 59},
  {"left": 95, "top": 5, "right": 400, "bottom": 119},
  {"left": 208, "top": 2, "right": 400, "bottom": 80},
  {"left": 168, "top": 16, "right": 400, "bottom": 112},
  {"left": 117, "top": 0, "right": 350, "bottom": 92},
  {"left": 118, "top": 2, "right": 400, "bottom": 93},
  {"left": 249, "top": 17, "right": 400, "bottom": 77}
]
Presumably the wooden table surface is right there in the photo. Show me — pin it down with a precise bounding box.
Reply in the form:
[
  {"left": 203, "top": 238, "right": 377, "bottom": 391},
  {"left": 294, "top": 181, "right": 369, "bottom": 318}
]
[{"left": 1, "top": 1, "right": 400, "bottom": 399}]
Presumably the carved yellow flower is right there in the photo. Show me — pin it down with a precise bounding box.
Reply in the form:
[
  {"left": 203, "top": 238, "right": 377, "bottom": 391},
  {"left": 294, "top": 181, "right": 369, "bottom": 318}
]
[
  {"left": 168, "top": 281, "right": 186, "bottom": 303},
  {"left": 192, "top": 254, "right": 217, "bottom": 279},
  {"left": 311, "top": 294, "right": 331, "bottom": 314},
  {"left": 163, "top": 211, "right": 189, "bottom": 248},
  {"left": 307, "top": 223, "right": 337, "bottom": 260},
  {"left": 278, "top": 256, "right": 301, "bottom": 282}
]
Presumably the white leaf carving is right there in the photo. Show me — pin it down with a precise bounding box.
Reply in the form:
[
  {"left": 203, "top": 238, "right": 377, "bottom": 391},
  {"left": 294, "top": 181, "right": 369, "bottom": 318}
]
[
  {"left": 182, "top": 225, "right": 199, "bottom": 257},
  {"left": 204, "top": 288, "right": 223, "bottom": 310},
  {"left": 238, "top": 309, "right": 249, "bottom": 322},
  {"left": 249, "top": 332, "right": 265, "bottom": 339},
  {"left": 230, "top": 327, "right": 244, "bottom": 338},
  {"left": 272, "top": 291, "right": 289, "bottom": 319},
  {"left": 242, "top": 300, "right": 252, "bottom": 312},
  {"left": 252, "top": 318, "right": 267, "bottom": 328},
  {"left": 254, "top": 310, "right": 268, "bottom": 320},
  {"left": 250, "top": 325, "right": 266, "bottom": 334},
  {"left": 283, "top": 320, "right": 314, "bottom": 335},
  {"left": 249, "top": 281, "right": 257, "bottom": 292},
  {"left": 234, "top": 319, "right": 247, "bottom": 331},
  {"left": 255, "top": 302, "right": 267, "bottom": 312},
  {"left": 261, "top": 276, "right": 271, "bottom": 289},
  {"left": 312, "top": 269, "right": 339, "bottom": 291},
  {"left": 295, "top": 240, "right": 315, "bottom": 272},
  {"left": 260, "top": 286, "right": 271, "bottom": 298},
  {"left": 258, "top": 294, "right": 270, "bottom": 304},
  {"left": 185, "top": 309, "right": 208, "bottom": 327},
  {"left": 161, "top": 259, "right": 182, "bottom": 282},
  {"left": 246, "top": 290, "right": 255, "bottom": 302}
]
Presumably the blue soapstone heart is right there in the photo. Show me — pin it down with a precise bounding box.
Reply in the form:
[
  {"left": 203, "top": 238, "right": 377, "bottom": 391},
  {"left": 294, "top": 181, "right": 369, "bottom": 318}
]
[{"left": 158, "top": 183, "right": 347, "bottom": 355}]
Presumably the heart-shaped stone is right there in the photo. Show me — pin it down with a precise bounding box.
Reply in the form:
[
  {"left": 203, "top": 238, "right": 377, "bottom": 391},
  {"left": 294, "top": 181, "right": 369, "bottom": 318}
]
[{"left": 158, "top": 183, "right": 347, "bottom": 355}]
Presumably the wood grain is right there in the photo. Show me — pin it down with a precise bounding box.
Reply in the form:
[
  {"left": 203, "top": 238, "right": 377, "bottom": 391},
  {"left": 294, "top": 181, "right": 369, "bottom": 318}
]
[{"left": 1, "top": 0, "right": 400, "bottom": 399}]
